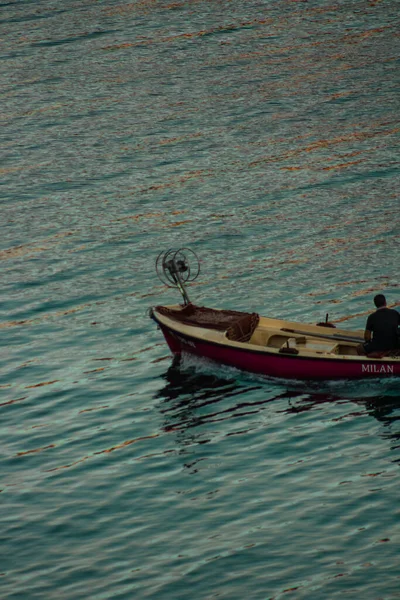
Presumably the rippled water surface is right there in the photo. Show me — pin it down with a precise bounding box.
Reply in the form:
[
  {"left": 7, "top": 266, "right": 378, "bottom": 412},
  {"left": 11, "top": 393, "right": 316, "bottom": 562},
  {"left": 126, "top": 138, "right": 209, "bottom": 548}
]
[{"left": 2, "top": 0, "right": 400, "bottom": 598}]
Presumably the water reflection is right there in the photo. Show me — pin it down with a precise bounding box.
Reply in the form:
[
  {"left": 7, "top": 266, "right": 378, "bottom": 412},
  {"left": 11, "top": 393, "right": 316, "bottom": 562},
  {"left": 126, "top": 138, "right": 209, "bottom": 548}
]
[
  {"left": 156, "top": 358, "right": 301, "bottom": 439},
  {"left": 284, "top": 392, "right": 400, "bottom": 461},
  {"left": 156, "top": 361, "right": 269, "bottom": 432},
  {"left": 155, "top": 356, "right": 400, "bottom": 452},
  {"left": 365, "top": 396, "right": 400, "bottom": 454},
  {"left": 156, "top": 356, "right": 241, "bottom": 406}
]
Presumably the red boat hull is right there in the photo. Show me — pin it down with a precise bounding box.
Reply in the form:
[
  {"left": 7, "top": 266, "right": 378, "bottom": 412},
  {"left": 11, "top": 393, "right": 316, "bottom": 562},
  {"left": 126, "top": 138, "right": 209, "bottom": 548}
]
[{"left": 158, "top": 323, "right": 400, "bottom": 380}]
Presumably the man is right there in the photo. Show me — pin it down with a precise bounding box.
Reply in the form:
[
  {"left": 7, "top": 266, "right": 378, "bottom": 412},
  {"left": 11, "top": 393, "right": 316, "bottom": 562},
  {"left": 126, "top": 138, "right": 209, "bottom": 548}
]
[{"left": 360, "top": 294, "right": 400, "bottom": 355}]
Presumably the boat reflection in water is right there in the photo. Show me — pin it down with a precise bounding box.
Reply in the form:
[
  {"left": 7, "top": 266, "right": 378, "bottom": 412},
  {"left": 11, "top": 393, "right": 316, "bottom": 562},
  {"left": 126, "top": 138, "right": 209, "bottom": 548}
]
[
  {"left": 155, "top": 353, "right": 400, "bottom": 457},
  {"left": 156, "top": 357, "right": 274, "bottom": 432}
]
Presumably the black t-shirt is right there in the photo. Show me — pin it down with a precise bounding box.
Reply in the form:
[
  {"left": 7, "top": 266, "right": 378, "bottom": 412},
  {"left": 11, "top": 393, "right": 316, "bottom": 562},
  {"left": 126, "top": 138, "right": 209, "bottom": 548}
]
[{"left": 366, "top": 307, "right": 400, "bottom": 350}]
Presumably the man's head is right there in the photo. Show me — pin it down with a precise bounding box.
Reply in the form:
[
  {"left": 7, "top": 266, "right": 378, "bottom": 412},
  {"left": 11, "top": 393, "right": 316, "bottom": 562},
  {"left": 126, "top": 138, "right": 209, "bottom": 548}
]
[{"left": 374, "top": 294, "right": 387, "bottom": 308}]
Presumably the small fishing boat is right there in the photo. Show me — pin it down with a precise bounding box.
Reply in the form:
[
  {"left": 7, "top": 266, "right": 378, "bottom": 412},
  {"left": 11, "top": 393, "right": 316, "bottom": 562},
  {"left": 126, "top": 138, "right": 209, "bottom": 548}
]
[{"left": 150, "top": 249, "right": 400, "bottom": 380}]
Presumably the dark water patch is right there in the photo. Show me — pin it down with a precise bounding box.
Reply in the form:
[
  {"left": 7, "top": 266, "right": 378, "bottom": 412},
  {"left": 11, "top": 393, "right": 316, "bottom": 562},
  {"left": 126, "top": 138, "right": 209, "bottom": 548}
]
[
  {"left": 31, "top": 29, "right": 116, "bottom": 47},
  {"left": 0, "top": 10, "right": 66, "bottom": 26},
  {"left": 0, "top": 50, "right": 32, "bottom": 60},
  {"left": 0, "top": 0, "right": 31, "bottom": 6}
]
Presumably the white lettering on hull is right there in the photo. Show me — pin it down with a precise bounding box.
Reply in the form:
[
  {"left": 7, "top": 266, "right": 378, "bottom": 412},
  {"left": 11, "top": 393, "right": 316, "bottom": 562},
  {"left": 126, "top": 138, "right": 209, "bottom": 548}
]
[
  {"left": 172, "top": 331, "right": 196, "bottom": 348},
  {"left": 362, "top": 364, "right": 394, "bottom": 374}
]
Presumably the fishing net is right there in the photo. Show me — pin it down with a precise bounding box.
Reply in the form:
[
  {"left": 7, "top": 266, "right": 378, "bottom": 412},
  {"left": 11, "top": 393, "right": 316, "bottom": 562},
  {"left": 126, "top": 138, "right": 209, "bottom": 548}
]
[{"left": 156, "top": 304, "right": 259, "bottom": 342}]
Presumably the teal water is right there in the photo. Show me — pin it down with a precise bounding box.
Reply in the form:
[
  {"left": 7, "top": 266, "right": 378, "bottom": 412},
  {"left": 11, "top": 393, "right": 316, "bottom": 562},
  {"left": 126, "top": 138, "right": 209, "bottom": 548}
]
[{"left": 1, "top": 1, "right": 400, "bottom": 598}]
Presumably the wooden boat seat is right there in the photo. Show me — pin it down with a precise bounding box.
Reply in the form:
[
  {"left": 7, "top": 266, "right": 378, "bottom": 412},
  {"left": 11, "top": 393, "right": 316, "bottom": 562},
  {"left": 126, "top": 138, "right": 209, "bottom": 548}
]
[
  {"left": 266, "top": 334, "right": 307, "bottom": 349},
  {"left": 329, "top": 343, "right": 359, "bottom": 356},
  {"left": 249, "top": 329, "right": 270, "bottom": 346},
  {"left": 266, "top": 334, "right": 291, "bottom": 348}
]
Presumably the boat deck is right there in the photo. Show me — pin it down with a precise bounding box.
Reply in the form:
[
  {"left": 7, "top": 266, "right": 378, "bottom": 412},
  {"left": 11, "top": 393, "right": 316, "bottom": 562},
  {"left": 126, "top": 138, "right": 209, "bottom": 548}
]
[
  {"left": 215, "top": 327, "right": 359, "bottom": 358},
  {"left": 249, "top": 328, "right": 359, "bottom": 356}
]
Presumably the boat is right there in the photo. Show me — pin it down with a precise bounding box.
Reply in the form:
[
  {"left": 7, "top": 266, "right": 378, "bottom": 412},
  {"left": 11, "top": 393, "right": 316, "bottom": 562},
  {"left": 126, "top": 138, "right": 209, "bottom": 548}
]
[{"left": 149, "top": 249, "right": 400, "bottom": 380}]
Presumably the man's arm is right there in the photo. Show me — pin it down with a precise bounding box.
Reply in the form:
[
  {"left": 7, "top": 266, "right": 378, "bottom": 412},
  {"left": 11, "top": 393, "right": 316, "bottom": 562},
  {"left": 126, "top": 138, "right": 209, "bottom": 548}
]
[
  {"left": 364, "top": 314, "right": 373, "bottom": 342},
  {"left": 364, "top": 328, "right": 372, "bottom": 342}
]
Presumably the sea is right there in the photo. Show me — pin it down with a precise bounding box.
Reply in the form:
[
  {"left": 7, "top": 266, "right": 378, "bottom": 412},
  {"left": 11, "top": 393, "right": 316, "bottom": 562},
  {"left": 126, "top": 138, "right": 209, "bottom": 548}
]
[{"left": 1, "top": 1, "right": 400, "bottom": 598}]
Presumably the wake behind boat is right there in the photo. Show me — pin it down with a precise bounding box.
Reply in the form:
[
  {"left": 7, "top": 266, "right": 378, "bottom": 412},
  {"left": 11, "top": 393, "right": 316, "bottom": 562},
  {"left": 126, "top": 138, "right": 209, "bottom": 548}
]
[{"left": 150, "top": 249, "right": 400, "bottom": 380}]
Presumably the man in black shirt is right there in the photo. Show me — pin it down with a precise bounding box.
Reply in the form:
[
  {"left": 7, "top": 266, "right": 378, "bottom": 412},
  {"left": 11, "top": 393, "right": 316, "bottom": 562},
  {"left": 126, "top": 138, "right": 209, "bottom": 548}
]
[{"left": 360, "top": 294, "right": 400, "bottom": 355}]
